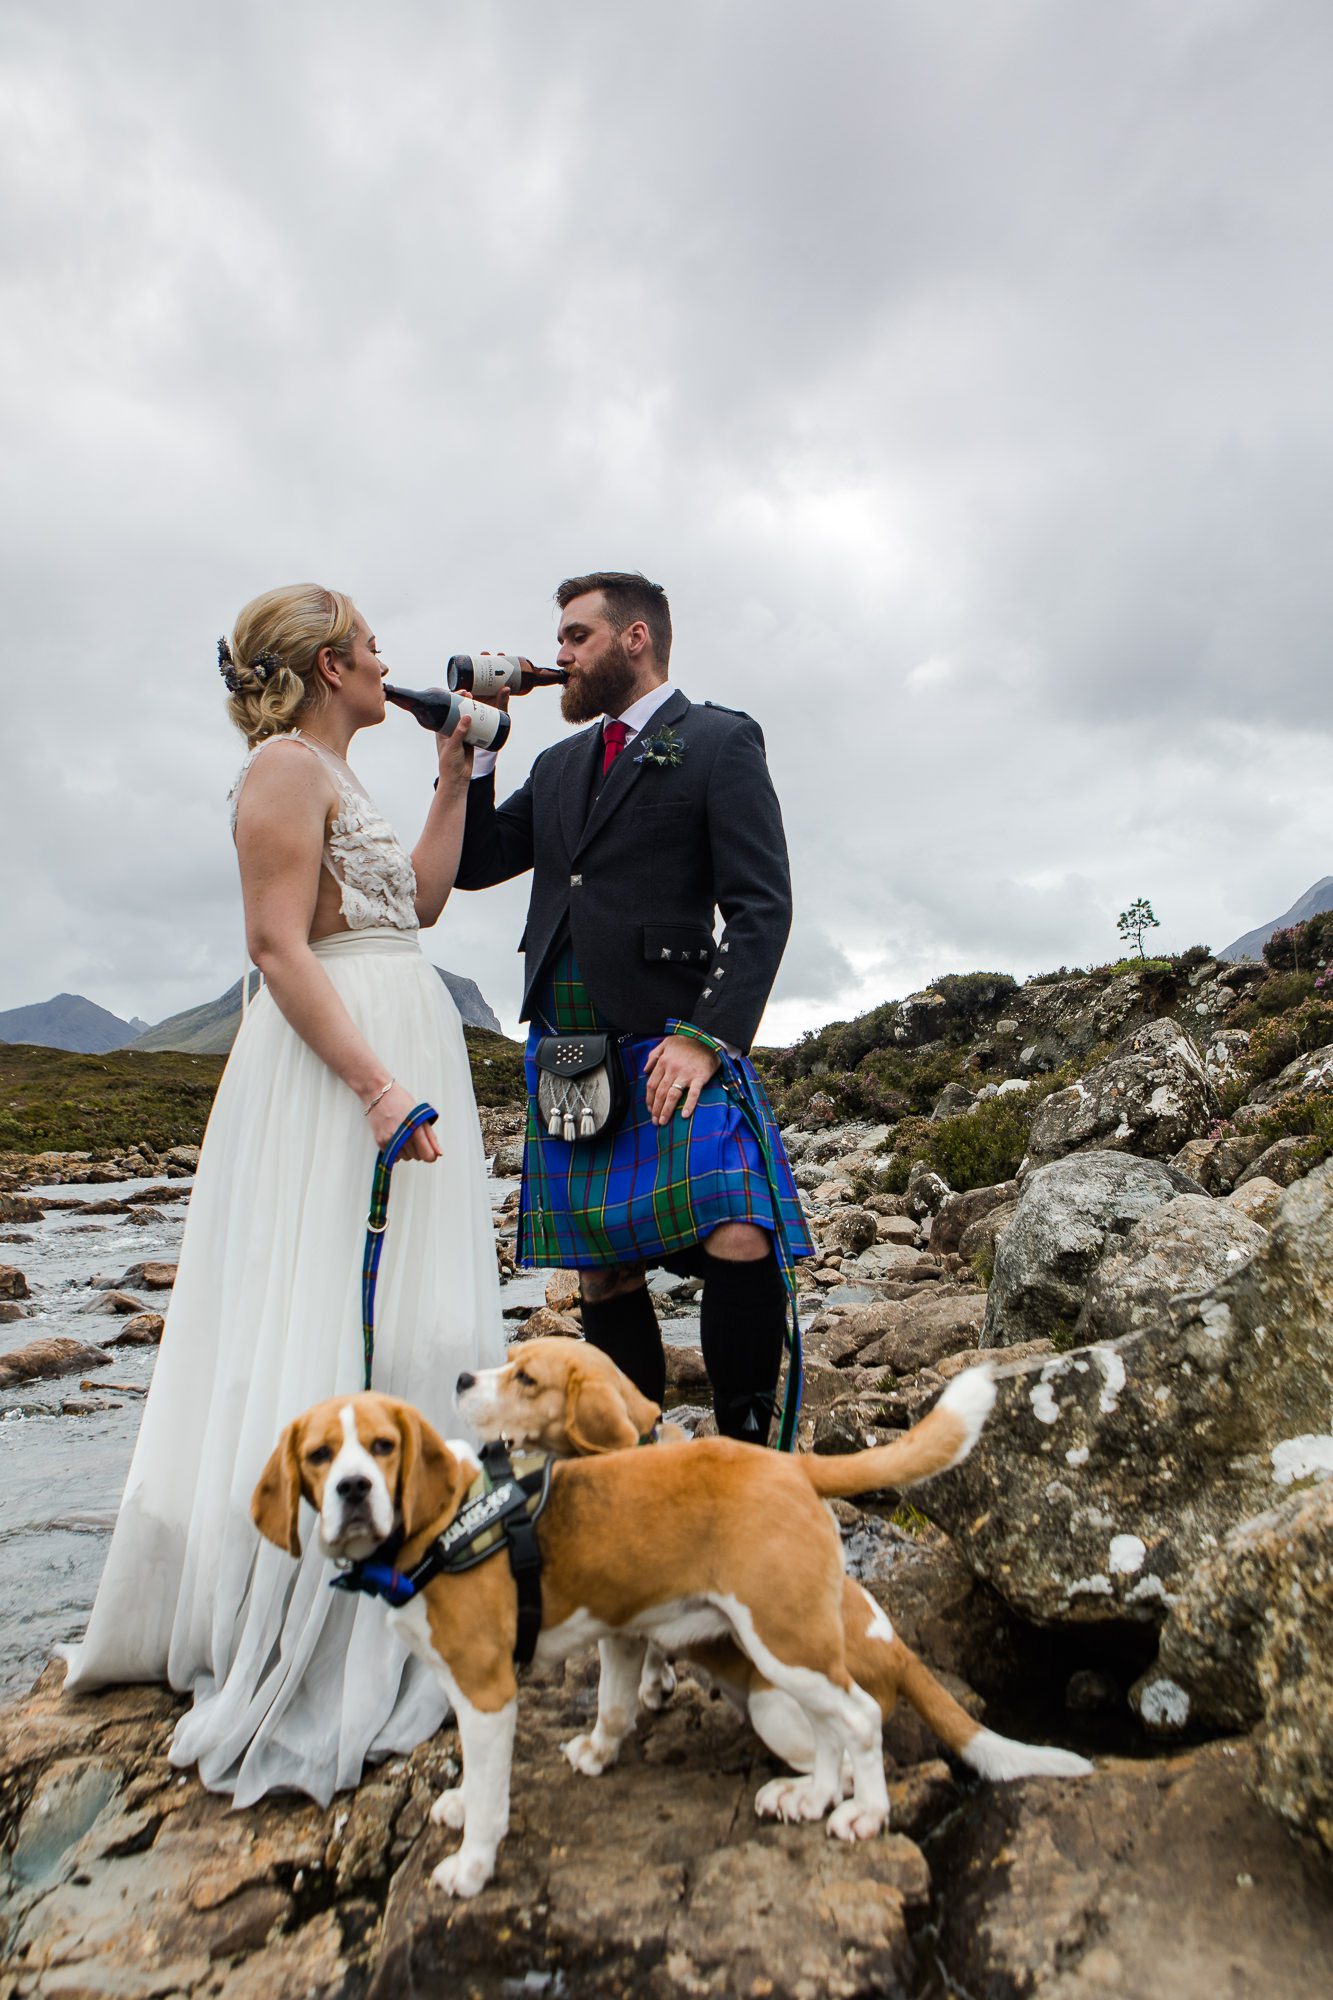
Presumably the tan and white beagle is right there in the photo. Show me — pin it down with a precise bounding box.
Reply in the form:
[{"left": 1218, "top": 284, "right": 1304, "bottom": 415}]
[
  {"left": 251, "top": 1367, "right": 998, "bottom": 1897},
  {"left": 457, "top": 1338, "right": 1094, "bottom": 1789}
]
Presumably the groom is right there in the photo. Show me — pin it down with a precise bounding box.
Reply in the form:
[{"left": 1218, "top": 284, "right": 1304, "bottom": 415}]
[{"left": 455, "top": 571, "right": 811, "bottom": 1444}]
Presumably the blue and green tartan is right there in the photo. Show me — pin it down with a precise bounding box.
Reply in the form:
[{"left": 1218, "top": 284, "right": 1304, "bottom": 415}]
[{"left": 517, "top": 952, "right": 813, "bottom": 1273}]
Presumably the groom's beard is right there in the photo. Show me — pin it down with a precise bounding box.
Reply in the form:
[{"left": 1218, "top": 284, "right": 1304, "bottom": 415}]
[{"left": 561, "top": 634, "right": 638, "bottom": 724}]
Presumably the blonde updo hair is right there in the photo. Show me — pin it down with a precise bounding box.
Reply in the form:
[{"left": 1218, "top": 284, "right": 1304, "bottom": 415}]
[{"left": 220, "top": 584, "right": 359, "bottom": 745}]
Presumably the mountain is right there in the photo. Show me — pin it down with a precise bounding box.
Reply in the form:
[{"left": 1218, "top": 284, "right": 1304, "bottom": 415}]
[
  {"left": 0, "top": 993, "right": 147, "bottom": 1054},
  {"left": 436, "top": 970, "right": 502, "bottom": 1034},
  {"left": 132, "top": 966, "right": 501, "bottom": 1055},
  {"left": 1220, "top": 877, "right": 1333, "bottom": 962}
]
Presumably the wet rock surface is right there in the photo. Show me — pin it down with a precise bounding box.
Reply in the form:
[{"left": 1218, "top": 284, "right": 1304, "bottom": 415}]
[{"left": 3, "top": 1661, "right": 940, "bottom": 2000}]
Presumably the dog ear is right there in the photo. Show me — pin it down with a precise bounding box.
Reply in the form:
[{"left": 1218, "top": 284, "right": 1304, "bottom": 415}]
[
  {"left": 251, "top": 1421, "right": 305, "bottom": 1555},
  {"left": 567, "top": 1374, "right": 647, "bottom": 1454},
  {"left": 395, "top": 1403, "right": 465, "bottom": 1537}
]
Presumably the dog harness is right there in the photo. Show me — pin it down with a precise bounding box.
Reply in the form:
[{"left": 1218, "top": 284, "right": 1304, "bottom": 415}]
[{"left": 330, "top": 1442, "right": 553, "bottom": 1664}]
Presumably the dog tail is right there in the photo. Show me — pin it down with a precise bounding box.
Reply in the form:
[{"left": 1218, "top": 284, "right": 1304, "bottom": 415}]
[
  {"left": 800, "top": 1363, "right": 995, "bottom": 1499},
  {"left": 895, "top": 1644, "right": 1094, "bottom": 1780}
]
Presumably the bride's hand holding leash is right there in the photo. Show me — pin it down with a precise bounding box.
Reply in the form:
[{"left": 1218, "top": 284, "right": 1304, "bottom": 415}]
[{"left": 364, "top": 1078, "right": 441, "bottom": 1161}]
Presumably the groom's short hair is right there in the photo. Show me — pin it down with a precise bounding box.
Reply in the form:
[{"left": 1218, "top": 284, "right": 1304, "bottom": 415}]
[{"left": 556, "top": 571, "right": 672, "bottom": 669}]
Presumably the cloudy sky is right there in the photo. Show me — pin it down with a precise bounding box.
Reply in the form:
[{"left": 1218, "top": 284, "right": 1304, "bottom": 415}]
[{"left": 1, "top": 0, "right": 1329, "bottom": 1044}]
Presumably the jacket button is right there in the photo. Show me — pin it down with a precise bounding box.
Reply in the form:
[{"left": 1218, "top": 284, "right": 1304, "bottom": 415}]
[{"left": 570, "top": 873, "right": 582, "bottom": 886}]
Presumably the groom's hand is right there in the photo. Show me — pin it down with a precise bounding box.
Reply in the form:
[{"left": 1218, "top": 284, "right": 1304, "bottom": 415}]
[{"left": 644, "top": 1035, "right": 720, "bottom": 1125}]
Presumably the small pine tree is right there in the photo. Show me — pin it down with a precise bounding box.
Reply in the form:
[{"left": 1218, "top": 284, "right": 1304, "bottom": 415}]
[{"left": 1117, "top": 898, "right": 1160, "bottom": 960}]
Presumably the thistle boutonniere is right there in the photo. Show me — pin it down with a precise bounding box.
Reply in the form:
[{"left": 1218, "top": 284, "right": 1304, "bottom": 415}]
[{"left": 634, "top": 724, "right": 686, "bottom": 770}]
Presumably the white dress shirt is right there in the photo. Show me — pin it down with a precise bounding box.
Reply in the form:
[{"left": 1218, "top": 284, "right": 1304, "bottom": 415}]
[{"left": 469, "top": 679, "right": 676, "bottom": 780}]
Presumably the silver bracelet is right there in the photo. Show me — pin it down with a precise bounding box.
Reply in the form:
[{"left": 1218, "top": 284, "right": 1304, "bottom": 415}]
[{"left": 364, "top": 1078, "right": 394, "bottom": 1117}]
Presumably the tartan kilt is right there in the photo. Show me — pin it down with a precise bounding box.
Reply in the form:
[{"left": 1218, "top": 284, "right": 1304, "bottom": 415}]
[{"left": 517, "top": 957, "right": 813, "bottom": 1270}]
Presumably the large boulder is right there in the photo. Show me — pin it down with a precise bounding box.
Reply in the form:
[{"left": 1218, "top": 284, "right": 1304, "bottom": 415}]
[
  {"left": 930, "top": 1180, "right": 1018, "bottom": 1258},
  {"left": 853, "top": 1290, "right": 986, "bottom": 1377},
  {"left": 1170, "top": 1129, "right": 1264, "bottom": 1194},
  {"left": 1134, "top": 1479, "right": 1333, "bottom": 1858},
  {"left": 1133, "top": 1477, "right": 1331, "bottom": 1734},
  {"left": 1256, "top": 1478, "right": 1333, "bottom": 1855},
  {"left": 981, "top": 1150, "right": 1204, "bottom": 1348},
  {"left": 1073, "top": 1194, "right": 1268, "bottom": 1346},
  {"left": 920, "top": 1159, "right": 1333, "bottom": 1627},
  {"left": 1026, "top": 1018, "right": 1218, "bottom": 1168},
  {"left": 1245, "top": 1039, "right": 1333, "bottom": 1109}
]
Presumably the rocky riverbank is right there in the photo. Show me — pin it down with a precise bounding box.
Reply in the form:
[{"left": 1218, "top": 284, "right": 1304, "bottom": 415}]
[{"left": 3, "top": 942, "right": 1332, "bottom": 1994}]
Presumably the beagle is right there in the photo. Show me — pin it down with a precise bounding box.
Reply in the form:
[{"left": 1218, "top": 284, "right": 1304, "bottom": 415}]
[
  {"left": 457, "top": 1338, "right": 1094, "bottom": 1789},
  {"left": 251, "top": 1368, "right": 998, "bottom": 1897}
]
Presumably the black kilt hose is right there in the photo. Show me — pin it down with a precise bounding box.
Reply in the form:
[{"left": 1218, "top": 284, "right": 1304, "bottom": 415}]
[{"left": 455, "top": 688, "right": 812, "bottom": 1273}]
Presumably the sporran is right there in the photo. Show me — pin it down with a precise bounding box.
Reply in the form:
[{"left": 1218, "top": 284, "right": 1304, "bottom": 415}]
[{"left": 532, "top": 1033, "right": 628, "bottom": 1143}]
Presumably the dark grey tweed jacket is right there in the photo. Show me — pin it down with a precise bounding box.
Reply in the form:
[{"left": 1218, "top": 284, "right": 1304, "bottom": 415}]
[{"left": 454, "top": 687, "right": 793, "bottom": 1052}]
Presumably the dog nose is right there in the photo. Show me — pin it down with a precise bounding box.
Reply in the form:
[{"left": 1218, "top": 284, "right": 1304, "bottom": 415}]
[
  {"left": 337, "top": 1474, "right": 371, "bottom": 1503},
  {"left": 457, "top": 1371, "right": 475, "bottom": 1392}
]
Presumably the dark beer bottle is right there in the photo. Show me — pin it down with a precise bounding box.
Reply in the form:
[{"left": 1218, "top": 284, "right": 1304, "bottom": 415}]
[
  {"left": 383, "top": 684, "right": 511, "bottom": 752},
  {"left": 446, "top": 653, "right": 568, "bottom": 697}
]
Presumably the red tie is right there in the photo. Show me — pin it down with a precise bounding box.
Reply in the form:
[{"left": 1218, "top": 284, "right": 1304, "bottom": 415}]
[{"left": 602, "top": 719, "right": 630, "bottom": 774}]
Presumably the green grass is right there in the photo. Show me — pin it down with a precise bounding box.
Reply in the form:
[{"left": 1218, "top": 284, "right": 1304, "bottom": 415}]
[
  {"left": 0, "top": 1029, "right": 528, "bottom": 1155},
  {"left": 0, "top": 1044, "right": 227, "bottom": 1154}
]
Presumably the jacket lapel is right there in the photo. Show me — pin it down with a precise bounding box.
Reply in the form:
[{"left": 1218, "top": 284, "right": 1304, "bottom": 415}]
[
  {"left": 575, "top": 688, "right": 690, "bottom": 858},
  {"left": 559, "top": 723, "right": 607, "bottom": 859}
]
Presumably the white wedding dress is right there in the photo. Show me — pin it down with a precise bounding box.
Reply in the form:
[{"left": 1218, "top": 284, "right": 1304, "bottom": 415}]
[{"left": 62, "top": 733, "right": 504, "bottom": 1806}]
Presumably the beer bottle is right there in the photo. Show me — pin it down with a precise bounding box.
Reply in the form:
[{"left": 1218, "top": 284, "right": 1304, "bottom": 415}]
[
  {"left": 383, "top": 684, "right": 511, "bottom": 752},
  {"left": 446, "top": 653, "right": 568, "bottom": 697}
]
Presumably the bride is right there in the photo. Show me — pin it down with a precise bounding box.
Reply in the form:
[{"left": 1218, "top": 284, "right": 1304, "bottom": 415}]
[{"left": 62, "top": 583, "right": 504, "bottom": 1806}]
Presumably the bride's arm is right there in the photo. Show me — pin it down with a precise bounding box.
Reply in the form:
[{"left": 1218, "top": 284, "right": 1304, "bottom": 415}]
[
  {"left": 410, "top": 720, "right": 475, "bottom": 928},
  {"left": 235, "top": 743, "right": 441, "bottom": 1161}
]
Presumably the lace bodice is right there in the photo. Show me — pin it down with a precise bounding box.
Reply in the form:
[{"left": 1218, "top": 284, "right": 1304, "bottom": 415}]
[{"left": 228, "top": 732, "right": 419, "bottom": 933}]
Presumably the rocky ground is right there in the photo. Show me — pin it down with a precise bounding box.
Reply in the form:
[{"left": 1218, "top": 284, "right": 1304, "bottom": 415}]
[{"left": 3, "top": 945, "right": 1333, "bottom": 1994}]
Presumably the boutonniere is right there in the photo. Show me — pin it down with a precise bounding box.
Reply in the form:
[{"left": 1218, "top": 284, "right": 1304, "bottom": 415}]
[{"left": 634, "top": 724, "right": 686, "bottom": 770}]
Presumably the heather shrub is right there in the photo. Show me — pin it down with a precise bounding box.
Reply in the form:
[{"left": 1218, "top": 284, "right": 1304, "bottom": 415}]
[
  {"left": 1261, "top": 911, "right": 1333, "bottom": 972},
  {"left": 874, "top": 1093, "right": 1033, "bottom": 1196},
  {"left": 1230, "top": 971, "right": 1318, "bottom": 1028},
  {"left": 1214, "top": 1088, "right": 1333, "bottom": 1174}
]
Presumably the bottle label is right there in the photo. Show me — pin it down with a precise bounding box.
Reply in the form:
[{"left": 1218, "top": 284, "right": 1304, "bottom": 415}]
[
  {"left": 453, "top": 694, "right": 508, "bottom": 750},
  {"left": 449, "top": 653, "right": 523, "bottom": 695}
]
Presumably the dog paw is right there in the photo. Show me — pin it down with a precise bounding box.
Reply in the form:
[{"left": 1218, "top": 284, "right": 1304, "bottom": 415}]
[
  {"left": 429, "top": 1786, "right": 466, "bottom": 1830},
  {"left": 562, "top": 1731, "right": 618, "bottom": 1777},
  {"left": 755, "top": 1775, "right": 835, "bottom": 1823},
  {"left": 639, "top": 1657, "right": 677, "bottom": 1712},
  {"left": 827, "top": 1799, "right": 887, "bottom": 1843},
  {"left": 430, "top": 1847, "right": 493, "bottom": 1898}
]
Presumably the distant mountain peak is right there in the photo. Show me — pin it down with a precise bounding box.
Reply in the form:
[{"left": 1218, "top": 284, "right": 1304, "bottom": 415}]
[
  {"left": 1220, "top": 877, "right": 1333, "bottom": 962},
  {"left": 0, "top": 993, "right": 141, "bottom": 1054}
]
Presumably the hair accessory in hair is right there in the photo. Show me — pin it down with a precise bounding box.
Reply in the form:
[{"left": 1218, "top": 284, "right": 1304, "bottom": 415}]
[
  {"left": 249, "top": 648, "right": 281, "bottom": 684},
  {"left": 217, "top": 636, "right": 242, "bottom": 694}
]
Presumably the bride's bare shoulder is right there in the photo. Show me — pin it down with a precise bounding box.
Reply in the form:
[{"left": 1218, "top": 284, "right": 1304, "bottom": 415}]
[{"left": 232, "top": 736, "right": 338, "bottom": 829}]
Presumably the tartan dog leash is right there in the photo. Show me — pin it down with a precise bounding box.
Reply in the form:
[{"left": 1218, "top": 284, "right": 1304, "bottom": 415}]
[{"left": 361, "top": 1101, "right": 439, "bottom": 1390}]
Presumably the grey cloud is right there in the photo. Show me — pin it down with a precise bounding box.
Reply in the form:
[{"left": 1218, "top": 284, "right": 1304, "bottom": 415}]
[{"left": 1, "top": 0, "right": 1329, "bottom": 1038}]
